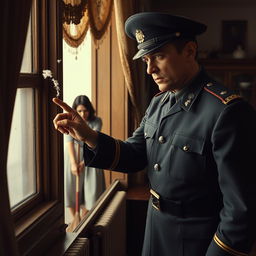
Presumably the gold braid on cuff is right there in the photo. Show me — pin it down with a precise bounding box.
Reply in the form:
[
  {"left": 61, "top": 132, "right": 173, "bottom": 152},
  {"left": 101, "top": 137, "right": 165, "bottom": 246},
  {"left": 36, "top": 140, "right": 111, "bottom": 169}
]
[
  {"left": 214, "top": 234, "right": 247, "bottom": 256},
  {"left": 108, "top": 139, "right": 120, "bottom": 170}
]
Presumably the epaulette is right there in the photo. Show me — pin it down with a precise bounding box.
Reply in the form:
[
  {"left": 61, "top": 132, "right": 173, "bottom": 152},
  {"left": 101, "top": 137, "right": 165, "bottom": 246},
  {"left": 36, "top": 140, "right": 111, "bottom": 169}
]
[{"left": 204, "top": 82, "right": 242, "bottom": 105}]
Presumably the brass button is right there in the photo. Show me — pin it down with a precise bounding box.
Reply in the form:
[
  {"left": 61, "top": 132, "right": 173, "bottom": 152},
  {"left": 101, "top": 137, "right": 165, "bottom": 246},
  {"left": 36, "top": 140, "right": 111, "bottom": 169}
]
[
  {"left": 158, "top": 136, "right": 165, "bottom": 144},
  {"left": 220, "top": 91, "right": 227, "bottom": 95},
  {"left": 206, "top": 82, "right": 213, "bottom": 87},
  {"left": 144, "top": 132, "right": 147, "bottom": 138},
  {"left": 184, "top": 100, "right": 191, "bottom": 106},
  {"left": 154, "top": 163, "right": 160, "bottom": 171},
  {"left": 183, "top": 145, "right": 189, "bottom": 151}
]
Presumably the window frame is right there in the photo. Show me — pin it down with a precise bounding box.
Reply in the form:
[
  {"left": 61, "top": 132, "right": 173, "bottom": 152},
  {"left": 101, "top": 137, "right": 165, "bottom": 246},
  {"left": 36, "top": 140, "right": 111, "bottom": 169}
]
[{"left": 9, "top": 0, "right": 65, "bottom": 254}]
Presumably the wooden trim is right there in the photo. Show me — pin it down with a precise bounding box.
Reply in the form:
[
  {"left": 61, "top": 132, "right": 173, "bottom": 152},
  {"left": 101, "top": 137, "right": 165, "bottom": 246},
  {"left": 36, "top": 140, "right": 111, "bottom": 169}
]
[
  {"left": 14, "top": 1, "right": 65, "bottom": 255},
  {"left": 126, "top": 185, "right": 150, "bottom": 201},
  {"left": 199, "top": 58, "right": 256, "bottom": 70},
  {"left": 91, "top": 39, "right": 97, "bottom": 109},
  {"left": 15, "top": 201, "right": 56, "bottom": 236},
  {"left": 32, "top": 0, "right": 39, "bottom": 73},
  {"left": 18, "top": 73, "right": 41, "bottom": 88}
]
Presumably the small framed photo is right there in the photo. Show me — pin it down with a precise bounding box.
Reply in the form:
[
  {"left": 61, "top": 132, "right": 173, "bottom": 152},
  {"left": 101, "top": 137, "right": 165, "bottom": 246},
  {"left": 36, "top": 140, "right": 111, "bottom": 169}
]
[{"left": 222, "top": 20, "right": 247, "bottom": 54}]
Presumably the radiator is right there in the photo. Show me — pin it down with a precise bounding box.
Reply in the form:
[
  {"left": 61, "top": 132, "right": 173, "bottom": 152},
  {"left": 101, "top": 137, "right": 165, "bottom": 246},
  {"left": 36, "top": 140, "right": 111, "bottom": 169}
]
[
  {"left": 92, "top": 191, "right": 126, "bottom": 256},
  {"left": 64, "top": 237, "right": 90, "bottom": 256}
]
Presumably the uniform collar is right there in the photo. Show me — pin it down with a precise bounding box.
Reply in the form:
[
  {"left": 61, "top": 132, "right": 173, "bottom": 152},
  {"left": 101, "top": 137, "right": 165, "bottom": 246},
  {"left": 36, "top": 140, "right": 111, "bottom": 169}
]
[
  {"left": 160, "top": 77, "right": 197, "bottom": 106},
  {"left": 159, "top": 67, "right": 208, "bottom": 110},
  {"left": 179, "top": 67, "right": 209, "bottom": 111}
]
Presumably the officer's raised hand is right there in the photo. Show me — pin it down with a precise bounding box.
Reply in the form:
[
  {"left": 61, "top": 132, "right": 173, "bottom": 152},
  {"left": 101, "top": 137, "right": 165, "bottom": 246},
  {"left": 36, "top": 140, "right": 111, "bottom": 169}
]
[{"left": 52, "top": 98, "right": 98, "bottom": 148}]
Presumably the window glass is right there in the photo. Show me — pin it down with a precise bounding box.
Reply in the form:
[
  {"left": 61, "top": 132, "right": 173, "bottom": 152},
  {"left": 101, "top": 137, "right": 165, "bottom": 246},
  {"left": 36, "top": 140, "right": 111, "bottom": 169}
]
[
  {"left": 20, "top": 14, "right": 32, "bottom": 73},
  {"left": 7, "top": 88, "right": 37, "bottom": 208}
]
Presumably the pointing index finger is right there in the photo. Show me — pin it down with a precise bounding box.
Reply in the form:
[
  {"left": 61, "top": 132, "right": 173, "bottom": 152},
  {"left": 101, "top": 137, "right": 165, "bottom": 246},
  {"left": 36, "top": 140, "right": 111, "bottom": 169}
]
[{"left": 52, "top": 97, "right": 73, "bottom": 112}]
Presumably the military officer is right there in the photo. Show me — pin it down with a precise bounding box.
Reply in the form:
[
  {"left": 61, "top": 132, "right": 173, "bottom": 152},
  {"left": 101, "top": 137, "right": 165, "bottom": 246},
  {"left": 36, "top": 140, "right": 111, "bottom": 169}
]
[{"left": 53, "top": 12, "right": 256, "bottom": 256}]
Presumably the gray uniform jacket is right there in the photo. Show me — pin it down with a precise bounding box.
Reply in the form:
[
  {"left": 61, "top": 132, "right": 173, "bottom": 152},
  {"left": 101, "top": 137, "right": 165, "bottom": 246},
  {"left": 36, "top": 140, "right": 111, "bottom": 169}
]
[{"left": 84, "top": 69, "right": 256, "bottom": 256}]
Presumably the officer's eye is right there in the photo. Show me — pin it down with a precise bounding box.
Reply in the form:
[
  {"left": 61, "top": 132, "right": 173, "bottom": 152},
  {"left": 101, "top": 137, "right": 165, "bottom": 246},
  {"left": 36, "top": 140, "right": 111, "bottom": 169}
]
[{"left": 155, "top": 54, "right": 164, "bottom": 60}]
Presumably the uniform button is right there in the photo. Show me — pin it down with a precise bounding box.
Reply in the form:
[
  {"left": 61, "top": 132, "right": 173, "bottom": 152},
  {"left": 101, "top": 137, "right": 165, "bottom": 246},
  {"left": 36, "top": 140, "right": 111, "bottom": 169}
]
[
  {"left": 144, "top": 132, "right": 147, "bottom": 138},
  {"left": 183, "top": 145, "right": 190, "bottom": 152},
  {"left": 154, "top": 163, "right": 160, "bottom": 171},
  {"left": 158, "top": 136, "right": 165, "bottom": 144},
  {"left": 206, "top": 82, "right": 213, "bottom": 87},
  {"left": 184, "top": 99, "right": 191, "bottom": 106}
]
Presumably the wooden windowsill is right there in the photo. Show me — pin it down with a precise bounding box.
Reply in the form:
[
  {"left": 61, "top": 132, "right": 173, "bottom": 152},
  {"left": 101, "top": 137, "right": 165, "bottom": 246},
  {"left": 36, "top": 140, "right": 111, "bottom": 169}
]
[{"left": 126, "top": 185, "right": 150, "bottom": 201}]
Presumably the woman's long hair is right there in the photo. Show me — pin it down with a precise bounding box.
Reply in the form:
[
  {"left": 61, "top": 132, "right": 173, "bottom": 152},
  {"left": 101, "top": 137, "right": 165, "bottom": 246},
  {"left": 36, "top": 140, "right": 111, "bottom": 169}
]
[{"left": 72, "top": 95, "right": 96, "bottom": 121}]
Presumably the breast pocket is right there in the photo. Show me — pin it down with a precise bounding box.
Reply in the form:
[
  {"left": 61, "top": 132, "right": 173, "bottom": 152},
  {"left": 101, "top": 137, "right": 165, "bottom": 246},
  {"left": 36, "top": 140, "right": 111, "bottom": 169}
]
[
  {"left": 144, "top": 122, "right": 157, "bottom": 160},
  {"left": 170, "top": 133, "right": 206, "bottom": 181}
]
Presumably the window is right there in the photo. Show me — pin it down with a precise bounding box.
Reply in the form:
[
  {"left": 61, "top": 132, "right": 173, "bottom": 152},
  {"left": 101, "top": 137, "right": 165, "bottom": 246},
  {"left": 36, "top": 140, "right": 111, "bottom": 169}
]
[
  {"left": 6, "top": 1, "right": 65, "bottom": 254},
  {"left": 7, "top": 88, "right": 37, "bottom": 208},
  {"left": 7, "top": 9, "right": 37, "bottom": 210}
]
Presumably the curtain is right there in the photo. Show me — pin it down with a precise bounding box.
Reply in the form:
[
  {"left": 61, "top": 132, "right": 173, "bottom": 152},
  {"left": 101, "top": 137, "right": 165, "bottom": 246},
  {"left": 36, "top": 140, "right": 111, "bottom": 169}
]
[
  {"left": 88, "top": 0, "right": 113, "bottom": 42},
  {"left": 114, "top": 0, "right": 151, "bottom": 186},
  {"left": 63, "top": 0, "right": 114, "bottom": 47},
  {"left": 0, "top": 1, "right": 32, "bottom": 255},
  {"left": 114, "top": 0, "right": 149, "bottom": 127}
]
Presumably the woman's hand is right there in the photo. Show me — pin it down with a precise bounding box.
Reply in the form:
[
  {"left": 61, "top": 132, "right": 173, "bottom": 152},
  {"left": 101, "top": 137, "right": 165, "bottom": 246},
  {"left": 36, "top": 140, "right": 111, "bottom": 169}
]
[
  {"left": 71, "top": 162, "right": 79, "bottom": 176},
  {"left": 53, "top": 98, "right": 98, "bottom": 148},
  {"left": 78, "top": 161, "right": 85, "bottom": 174}
]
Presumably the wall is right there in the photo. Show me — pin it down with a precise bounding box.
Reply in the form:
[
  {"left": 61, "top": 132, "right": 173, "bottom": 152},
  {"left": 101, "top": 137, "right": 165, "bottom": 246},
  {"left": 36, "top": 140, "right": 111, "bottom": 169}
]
[
  {"left": 92, "top": 11, "right": 128, "bottom": 188},
  {"left": 149, "top": 0, "right": 256, "bottom": 58}
]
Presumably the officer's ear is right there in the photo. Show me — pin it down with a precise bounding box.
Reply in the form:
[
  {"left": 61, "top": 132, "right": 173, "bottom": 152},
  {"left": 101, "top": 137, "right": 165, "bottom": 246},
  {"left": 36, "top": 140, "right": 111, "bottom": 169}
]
[{"left": 183, "top": 41, "right": 197, "bottom": 60}]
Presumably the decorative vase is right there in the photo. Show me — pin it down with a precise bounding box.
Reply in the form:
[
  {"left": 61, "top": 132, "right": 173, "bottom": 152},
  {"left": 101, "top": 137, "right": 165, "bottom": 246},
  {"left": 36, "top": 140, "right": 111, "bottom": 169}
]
[{"left": 233, "top": 45, "right": 245, "bottom": 59}]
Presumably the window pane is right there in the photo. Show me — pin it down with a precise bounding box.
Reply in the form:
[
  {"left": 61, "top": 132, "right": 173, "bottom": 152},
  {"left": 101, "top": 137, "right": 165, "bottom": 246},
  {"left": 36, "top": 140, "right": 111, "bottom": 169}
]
[
  {"left": 20, "top": 14, "right": 32, "bottom": 73},
  {"left": 7, "top": 88, "right": 37, "bottom": 208}
]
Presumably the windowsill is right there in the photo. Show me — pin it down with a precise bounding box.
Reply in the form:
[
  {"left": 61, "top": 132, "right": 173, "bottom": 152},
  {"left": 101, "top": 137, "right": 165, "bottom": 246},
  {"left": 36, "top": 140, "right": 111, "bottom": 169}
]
[
  {"left": 126, "top": 185, "right": 150, "bottom": 201},
  {"left": 15, "top": 201, "right": 57, "bottom": 236}
]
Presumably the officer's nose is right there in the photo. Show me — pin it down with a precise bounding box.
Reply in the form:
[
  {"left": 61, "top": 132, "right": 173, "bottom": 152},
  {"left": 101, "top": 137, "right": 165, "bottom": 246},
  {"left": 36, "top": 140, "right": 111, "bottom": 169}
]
[{"left": 146, "top": 60, "right": 157, "bottom": 75}]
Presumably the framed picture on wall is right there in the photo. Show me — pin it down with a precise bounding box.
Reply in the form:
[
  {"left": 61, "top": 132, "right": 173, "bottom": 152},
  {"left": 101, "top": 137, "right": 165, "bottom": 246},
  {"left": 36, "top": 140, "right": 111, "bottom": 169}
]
[{"left": 222, "top": 20, "right": 247, "bottom": 54}]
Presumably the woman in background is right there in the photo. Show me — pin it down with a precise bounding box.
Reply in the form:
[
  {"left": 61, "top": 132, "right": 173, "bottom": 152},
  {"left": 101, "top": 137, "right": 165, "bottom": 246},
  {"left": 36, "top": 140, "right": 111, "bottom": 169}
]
[{"left": 64, "top": 95, "right": 105, "bottom": 220}]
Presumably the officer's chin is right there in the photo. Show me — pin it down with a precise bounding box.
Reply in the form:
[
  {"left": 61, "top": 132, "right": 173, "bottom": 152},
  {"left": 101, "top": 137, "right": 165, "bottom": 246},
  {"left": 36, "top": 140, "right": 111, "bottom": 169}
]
[{"left": 157, "top": 82, "right": 173, "bottom": 92}]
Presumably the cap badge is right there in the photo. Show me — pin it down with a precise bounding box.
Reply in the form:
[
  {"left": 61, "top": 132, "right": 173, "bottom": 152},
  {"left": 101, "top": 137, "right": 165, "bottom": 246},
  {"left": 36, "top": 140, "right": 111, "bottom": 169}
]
[{"left": 135, "top": 29, "right": 145, "bottom": 43}]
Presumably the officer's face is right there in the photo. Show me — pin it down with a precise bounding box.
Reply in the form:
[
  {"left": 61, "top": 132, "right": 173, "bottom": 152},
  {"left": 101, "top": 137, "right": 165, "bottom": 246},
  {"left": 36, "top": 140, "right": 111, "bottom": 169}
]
[{"left": 142, "top": 42, "right": 198, "bottom": 92}]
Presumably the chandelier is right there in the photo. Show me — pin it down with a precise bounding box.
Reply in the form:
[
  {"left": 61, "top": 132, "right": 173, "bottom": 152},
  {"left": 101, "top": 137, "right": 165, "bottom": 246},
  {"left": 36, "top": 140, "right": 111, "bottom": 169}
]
[
  {"left": 62, "top": 0, "right": 88, "bottom": 25},
  {"left": 62, "top": 0, "right": 113, "bottom": 51}
]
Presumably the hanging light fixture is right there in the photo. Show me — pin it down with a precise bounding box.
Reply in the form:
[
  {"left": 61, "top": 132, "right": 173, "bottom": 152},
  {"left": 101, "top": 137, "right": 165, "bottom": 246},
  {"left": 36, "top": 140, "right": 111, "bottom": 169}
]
[
  {"left": 62, "top": 0, "right": 88, "bottom": 25},
  {"left": 62, "top": 0, "right": 113, "bottom": 54},
  {"left": 62, "top": 0, "right": 89, "bottom": 58}
]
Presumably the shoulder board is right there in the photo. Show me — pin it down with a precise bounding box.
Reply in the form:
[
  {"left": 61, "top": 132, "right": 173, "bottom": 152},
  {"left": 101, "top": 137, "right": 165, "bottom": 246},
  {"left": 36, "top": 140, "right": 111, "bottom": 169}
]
[
  {"left": 154, "top": 91, "right": 165, "bottom": 97},
  {"left": 204, "top": 82, "right": 242, "bottom": 105}
]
